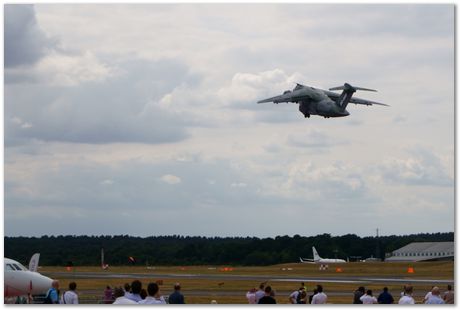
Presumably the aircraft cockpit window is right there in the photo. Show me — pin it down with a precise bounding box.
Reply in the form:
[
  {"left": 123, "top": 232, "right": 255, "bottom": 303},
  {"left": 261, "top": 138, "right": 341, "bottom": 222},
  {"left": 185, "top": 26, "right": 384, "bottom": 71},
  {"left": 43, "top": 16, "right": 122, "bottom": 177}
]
[
  {"left": 12, "top": 263, "right": 25, "bottom": 271},
  {"left": 5, "top": 264, "right": 15, "bottom": 271}
]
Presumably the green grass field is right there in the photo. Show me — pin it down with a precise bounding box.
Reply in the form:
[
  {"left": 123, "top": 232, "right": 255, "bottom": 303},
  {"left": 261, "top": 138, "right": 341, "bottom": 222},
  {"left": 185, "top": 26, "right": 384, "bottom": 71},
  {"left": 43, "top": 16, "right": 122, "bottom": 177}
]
[{"left": 41, "top": 261, "right": 453, "bottom": 304}]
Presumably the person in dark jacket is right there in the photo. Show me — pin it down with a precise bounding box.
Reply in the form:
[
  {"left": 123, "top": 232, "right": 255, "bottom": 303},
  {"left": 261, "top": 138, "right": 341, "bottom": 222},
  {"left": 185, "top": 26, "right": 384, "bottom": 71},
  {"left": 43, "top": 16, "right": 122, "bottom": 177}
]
[
  {"left": 169, "top": 283, "right": 185, "bottom": 304},
  {"left": 353, "top": 286, "right": 365, "bottom": 304},
  {"left": 309, "top": 288, "right": 318, "bottom": 304},
  {"left": 258, "top": 286, "right": 276, "bottom": 304},
  {"left": 378, "top": 287, "right": 394, "bottom": 304}
]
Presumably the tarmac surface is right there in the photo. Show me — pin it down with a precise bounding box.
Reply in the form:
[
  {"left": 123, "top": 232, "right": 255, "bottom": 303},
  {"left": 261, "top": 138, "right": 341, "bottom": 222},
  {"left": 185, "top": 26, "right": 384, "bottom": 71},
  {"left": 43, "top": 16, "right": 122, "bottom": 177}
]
[{"left": 44, "top": 271, "right": 454, "bottom": 285}]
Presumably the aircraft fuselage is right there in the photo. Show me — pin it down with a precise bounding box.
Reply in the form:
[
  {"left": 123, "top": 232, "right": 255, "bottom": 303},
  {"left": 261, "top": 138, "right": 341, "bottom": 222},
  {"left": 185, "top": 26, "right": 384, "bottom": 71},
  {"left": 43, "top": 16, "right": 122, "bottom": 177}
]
[
  {"left": 258, "top": 82, "right": 385, "bottom": 119},
  {"left": 4, "top": 258, "right": 53, "bottom": 297}
]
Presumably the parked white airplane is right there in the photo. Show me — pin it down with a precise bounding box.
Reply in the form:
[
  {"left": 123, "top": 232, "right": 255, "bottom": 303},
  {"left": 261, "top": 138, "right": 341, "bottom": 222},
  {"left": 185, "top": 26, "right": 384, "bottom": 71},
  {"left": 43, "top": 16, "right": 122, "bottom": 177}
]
[
  {"left": 299, "top": 247, "right": 347, "bottom": 264},
  {"left": 4, "top": 253, "right": 53, "bottom": 297}
]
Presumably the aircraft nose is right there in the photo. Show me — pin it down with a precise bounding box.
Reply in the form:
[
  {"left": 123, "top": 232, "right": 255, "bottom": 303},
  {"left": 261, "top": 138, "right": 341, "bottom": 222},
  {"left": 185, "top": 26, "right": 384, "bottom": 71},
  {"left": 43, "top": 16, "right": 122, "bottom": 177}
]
[{"left": 32, "top": 274, "right": 53, "bottom": 295}]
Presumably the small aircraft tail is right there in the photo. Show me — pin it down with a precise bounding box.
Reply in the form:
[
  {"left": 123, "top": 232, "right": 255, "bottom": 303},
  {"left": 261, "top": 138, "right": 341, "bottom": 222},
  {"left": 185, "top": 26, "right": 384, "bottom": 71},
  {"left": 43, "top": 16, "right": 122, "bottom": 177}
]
[
  {"left": 330, "top": 83, "right": 377, "bottom": 111},
  {"left": 312, "top": 247, "right": 322, "bottom": 261},
  {"left": 101, "top": 248, "right": 109, "bottom": 270},
  {"left": 29, "top": 253, "right": 40, "bottom": 272}
]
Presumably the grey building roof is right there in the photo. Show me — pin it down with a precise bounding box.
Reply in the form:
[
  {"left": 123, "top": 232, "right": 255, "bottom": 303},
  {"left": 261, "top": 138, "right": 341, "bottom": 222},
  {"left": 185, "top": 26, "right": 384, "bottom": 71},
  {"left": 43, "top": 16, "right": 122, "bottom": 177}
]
[{"left": 385, "top": 242, "right": 454, "bottom": 262}]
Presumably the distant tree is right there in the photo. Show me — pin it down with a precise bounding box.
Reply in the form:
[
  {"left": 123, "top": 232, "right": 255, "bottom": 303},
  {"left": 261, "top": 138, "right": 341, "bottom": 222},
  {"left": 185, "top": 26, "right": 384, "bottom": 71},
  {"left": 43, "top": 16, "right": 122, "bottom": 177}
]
[{"left": 4, "top": 232, "right": 453, "bottom": 266}]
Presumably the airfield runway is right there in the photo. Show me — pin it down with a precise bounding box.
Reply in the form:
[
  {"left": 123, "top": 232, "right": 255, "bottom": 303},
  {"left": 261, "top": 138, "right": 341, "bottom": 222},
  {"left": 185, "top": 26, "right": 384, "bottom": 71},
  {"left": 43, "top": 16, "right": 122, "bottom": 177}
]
[
  {"left": 44, "top": 271, "right": 453, "bottom": 285},
  {"left": 40, "top": 262, "right": 454, "bottom": 304}
]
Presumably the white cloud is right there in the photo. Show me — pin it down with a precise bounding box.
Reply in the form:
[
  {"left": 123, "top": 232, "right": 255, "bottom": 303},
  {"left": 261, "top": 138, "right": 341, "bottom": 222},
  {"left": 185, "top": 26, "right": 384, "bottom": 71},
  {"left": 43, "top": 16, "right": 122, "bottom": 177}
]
[
  {"left": 160, "top": 174, "right": 181, "bottom": 185},
  {"left": 217, "top": 69, "right": 305, "bottom": 107},
  {"left": 376, "top": 148, "right": 453, "bottom": 187},
  {"left": 100, "top": 179, "right": 114, "bottom": 185},
  {"left": 4, "top": 4, "right": 454, "bottom": 237},
  {"left": 230, "top": 182, "right": 247, "bottom": 188},
  {"left": 11, "top": 117, "right": 33, "bottom": 129},
  {"left": 35, "top": 51, "right": 115, "bottom": 86}
]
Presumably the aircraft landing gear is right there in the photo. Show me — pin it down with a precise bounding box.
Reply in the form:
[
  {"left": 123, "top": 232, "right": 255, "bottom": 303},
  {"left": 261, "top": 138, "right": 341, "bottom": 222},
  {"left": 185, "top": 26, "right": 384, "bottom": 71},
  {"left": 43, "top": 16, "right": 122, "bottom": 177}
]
[{"left": 304, "top": 114, "right": 310, "bottom": 118}]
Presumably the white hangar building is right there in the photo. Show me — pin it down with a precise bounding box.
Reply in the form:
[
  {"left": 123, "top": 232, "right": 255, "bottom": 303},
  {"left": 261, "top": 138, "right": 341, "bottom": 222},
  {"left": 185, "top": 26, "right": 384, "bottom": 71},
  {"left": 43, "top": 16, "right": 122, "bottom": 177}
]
[{"left": 385, "top": 242, "right": 454, "bottom": 262}]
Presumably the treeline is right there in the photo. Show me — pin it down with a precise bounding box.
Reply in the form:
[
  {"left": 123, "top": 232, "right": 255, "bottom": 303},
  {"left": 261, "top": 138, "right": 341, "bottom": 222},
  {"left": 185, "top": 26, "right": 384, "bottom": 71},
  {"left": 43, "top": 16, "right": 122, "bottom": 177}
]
[{"left": 4, "top": 232, "right": 453, "bottom": 266}]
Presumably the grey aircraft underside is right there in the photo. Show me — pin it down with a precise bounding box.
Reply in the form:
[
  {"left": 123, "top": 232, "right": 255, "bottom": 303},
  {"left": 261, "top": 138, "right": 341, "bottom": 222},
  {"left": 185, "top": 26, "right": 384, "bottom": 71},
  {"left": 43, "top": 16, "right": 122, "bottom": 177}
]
[{"left": 257, "top": 83, "right": 388, "bottom": 118}]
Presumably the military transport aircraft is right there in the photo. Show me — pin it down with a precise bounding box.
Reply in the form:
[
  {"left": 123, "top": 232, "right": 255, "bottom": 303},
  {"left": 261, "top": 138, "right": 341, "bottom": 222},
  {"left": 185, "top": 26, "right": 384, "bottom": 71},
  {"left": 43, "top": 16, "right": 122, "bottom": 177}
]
[{"left": 258, "top": 83, "right": 388, "bottom": 118}]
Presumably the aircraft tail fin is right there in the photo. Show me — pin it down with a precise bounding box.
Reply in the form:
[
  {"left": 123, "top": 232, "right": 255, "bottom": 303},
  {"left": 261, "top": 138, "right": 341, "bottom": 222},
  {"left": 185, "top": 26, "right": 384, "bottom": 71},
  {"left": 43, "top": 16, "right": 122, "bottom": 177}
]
[
  {"left": 330, "top": 83, "right": 377, "bottom": 111},
  {"left": 329, "top": 84, "right": 377, "bottom": 92},
  {"left": 29, "top": 253, "right": 40, "bottom": 272},
  {"left": 101, "top": 248, "right": 109, "bottom": 270},
  {"left": 312, "top": 247, "right": 322, "bottom": 261}
]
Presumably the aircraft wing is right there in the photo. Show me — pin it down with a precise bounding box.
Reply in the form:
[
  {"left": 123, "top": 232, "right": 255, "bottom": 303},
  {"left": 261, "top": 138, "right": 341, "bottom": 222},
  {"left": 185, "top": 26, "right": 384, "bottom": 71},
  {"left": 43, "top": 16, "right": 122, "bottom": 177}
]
[
  {"left": 257, "top": 95, "right": 284, "bottom": 104},
  {"left": 257, "top": 93, "right": 295, "bottom": 104},
  {"left": 325, "top": 91, "right": 388, "bottom": 106},
  {"left": 348, "top": 97, "right": 389, "bottom": 106}
]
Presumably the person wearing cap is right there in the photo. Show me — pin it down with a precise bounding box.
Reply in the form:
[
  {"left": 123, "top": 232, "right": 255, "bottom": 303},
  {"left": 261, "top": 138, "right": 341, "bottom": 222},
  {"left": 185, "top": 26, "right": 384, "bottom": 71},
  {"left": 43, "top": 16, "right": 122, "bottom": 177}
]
[{"left": 169, "top": 283, "right": 185, "bottom": 304}]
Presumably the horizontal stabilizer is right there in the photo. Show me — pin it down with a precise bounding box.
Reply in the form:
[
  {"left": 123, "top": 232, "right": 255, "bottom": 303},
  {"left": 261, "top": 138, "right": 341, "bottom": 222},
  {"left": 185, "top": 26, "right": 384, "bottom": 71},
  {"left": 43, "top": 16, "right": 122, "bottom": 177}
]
[{"left": 329, "top": 83, "right": 377, "bottom": 92}]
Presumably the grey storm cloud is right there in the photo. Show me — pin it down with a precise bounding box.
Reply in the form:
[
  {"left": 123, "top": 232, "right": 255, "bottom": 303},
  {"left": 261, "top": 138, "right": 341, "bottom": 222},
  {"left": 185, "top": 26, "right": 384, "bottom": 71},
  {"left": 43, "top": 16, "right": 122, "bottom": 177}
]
[
  {"left": 4, "top": 4, "right": 55, "bottom": 68},
  {"left": 5, "top": 58, "right": 200, "bottom": 145}
]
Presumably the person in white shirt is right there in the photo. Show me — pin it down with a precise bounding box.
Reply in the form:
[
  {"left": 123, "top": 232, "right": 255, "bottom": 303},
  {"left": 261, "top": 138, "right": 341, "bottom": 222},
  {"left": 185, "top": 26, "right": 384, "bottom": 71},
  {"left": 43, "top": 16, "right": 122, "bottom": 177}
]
[
  {"left": 422, "top": 286, "right": 434, "bottom": 303},
  {"left": 139, "top": 283, "right": 167, "bottom": 304},
  {"left": 246, "top": 288, "right": 257, "bottom": 304},
  {"left": 360, "top": 289, "right": 377, "bottom": 304},
  {"left": 125, "top": 280, "right": 143, "bottom": 302},
  {"left": 311, "top": 285, "right": 327, "bottom": 304},
  {"left": 425, "top": 287, "right": 445, "bottom": 304},
  {"left": 255, "top": 283, "right": 265, "bottom": 303},
  {"left": 61, "top": 282, "right": 79, "bottom": 304},
  {"left": 113, "top": 287, "right": 138, "bottom": 305},
  {"left": 398, "top": 285, "right": 415, "bottom": 304}
]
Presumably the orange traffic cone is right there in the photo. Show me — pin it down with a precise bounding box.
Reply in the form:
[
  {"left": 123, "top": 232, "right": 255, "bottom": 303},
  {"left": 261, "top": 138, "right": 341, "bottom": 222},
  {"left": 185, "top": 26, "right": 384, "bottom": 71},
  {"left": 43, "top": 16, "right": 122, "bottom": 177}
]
[
  {"left": 407, "top": 267, "right": 414, "bottom": 274},
  {"left": 335, "top": 267, "right": 343, "bottom": 273}
]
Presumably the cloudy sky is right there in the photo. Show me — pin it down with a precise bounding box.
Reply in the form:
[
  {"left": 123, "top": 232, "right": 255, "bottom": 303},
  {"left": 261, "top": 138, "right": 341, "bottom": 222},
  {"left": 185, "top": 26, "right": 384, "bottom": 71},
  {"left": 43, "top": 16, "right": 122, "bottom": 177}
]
[{"left": 4, "top": 4, "right": 454, "bottom": 237}]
